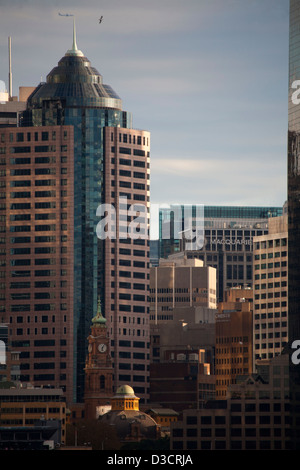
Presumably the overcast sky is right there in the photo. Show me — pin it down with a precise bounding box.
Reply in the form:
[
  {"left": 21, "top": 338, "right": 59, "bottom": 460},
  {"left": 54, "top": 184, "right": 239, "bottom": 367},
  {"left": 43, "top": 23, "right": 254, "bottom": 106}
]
[{"left": 0, "top": 0, "right": 289, "bottom": 231}]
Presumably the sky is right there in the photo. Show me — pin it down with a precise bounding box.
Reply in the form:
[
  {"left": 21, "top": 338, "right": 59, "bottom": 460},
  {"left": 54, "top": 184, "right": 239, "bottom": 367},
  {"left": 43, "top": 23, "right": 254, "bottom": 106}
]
[{"left": 0, "top": 0, "right": 290, "bottom": 237}]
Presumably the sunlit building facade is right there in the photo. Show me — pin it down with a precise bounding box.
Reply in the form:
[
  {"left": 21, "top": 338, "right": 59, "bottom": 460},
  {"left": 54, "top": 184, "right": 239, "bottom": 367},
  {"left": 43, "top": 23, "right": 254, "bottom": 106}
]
[{"left": 1, "top": 26, "right": 150, "bottom": 403}]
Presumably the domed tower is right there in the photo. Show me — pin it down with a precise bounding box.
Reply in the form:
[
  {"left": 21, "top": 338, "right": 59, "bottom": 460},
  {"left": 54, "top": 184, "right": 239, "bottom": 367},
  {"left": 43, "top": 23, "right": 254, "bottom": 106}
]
[
  {"left": 100, "top": 385, "right": 160, "bottom": 443},
  {"left": 17, "top": 19, "right": 150, "bottom": 405},
  {"left": 84, "top": 300, "right": 113, "bottom": 419}
]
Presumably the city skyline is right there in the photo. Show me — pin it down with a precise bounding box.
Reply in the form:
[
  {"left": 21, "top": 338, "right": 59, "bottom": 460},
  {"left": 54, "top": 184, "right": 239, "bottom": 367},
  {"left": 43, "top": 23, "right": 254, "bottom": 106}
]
[{"left": 0, "top": 0, "right": 289, "bottom": 219}]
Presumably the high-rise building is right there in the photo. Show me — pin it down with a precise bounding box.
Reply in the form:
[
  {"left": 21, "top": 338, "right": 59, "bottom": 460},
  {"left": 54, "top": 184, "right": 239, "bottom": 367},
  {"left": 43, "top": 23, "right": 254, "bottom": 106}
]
[
  {"left": 158, "top": 205, "right": 283, "bottom": 301},
  {"left": 1, "top": 23, "right": 150, "bottom": 404},
  {"left": 288, "top": 0, "right": 300, "bottom": 449},
  {"left": 253, "top": 215, "right": 288, "bottom": 363}
]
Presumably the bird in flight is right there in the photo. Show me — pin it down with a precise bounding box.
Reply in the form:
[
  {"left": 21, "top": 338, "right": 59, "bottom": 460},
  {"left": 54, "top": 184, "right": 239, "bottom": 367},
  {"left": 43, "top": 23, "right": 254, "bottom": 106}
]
[{"left": 99, "top": 16, "right": 103, "bottom": 23}]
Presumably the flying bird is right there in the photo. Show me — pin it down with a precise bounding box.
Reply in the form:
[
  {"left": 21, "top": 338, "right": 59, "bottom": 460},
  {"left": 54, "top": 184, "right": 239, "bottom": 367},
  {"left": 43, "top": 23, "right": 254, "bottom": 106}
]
[{"left": 99, "top": 16, "right": 103, "bottom": 23}]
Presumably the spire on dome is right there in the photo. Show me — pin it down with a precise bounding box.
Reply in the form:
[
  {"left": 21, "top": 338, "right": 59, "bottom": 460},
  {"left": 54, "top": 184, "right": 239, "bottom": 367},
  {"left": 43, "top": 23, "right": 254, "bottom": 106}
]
[
  {"left": 64, "top": 16, "right": 84, "bottom": 57},
  {"left": 91, "top": 298, "right": 107, "bottom": 326}
]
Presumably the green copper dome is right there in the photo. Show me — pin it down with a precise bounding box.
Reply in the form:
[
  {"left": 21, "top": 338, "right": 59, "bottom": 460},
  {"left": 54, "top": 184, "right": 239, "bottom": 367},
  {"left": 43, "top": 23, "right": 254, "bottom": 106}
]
[{"left": 91, "top": 300, "right": 107, "bottom": 326}]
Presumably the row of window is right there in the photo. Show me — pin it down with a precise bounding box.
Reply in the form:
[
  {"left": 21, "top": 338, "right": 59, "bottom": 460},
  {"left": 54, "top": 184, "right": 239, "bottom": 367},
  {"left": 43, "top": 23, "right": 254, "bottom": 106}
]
[
  {"left": 8, "top": 225, "right": 67, "bottom": 232},
  {"left": 0, "top": 156, "right": 67, "bottom": 165},
  {"left": 254, "top": 281, "right": 287, "bottom": 288},
  {"left": 254, "top": 342, "right": 287, "bottom": 349},
  {"left": 254, "top": 312, "right": 287, "bottom": 319},
  {"left": 113, "top": 131, "right": 149, "bottom": 147},
  {"left": 5, "top": 146, "right": 67, "bottom": 155},
  {"left": 7, "top": 179, "right": 67, "bottom": 187},
  {"left": 0, "top": 130, "right": 68, "bottom": 143},
  {"left": 254, "top": 321, "right": 287, "bottom": 328},
  {"left": 8, "top": 247, "right": 66, "bottom": 255},
  {"left": 111, "top": 147, "right": 149, "bottom": 158},
  {"left": 253, "top": 271, "right": 287, "bottom": 281},
  {"left": 15, "top": 328, "right": 67, "bottom": 335},
  {"left": 254, "top": 302, "right": 287, "bottom": 310},
  {"left": 118, "top": 375, "right": 148, "bottom": 383},
  {"left": 116, "top": 328, "right": 147, "bottom": 337},
  {"left": 9, "top": 303, "right": 67, "bottom": 311},
  {"left": 5, "top": 235, "right": 68, "bottom": 243},
  {"left": 11, "top": 339, "right": 66, "bottom": 347},
  {"left": 0, "top": 168, "right": 67, "bottom": 176},
  {"left": 2, "top": 269, "right": 68, "bottom": 277},
  {"left": 255, "top": 332, "right": 287, "bottom": 339},
  {"left": 8, "top": 281, "right": 63, "bottom": 288},
  {"left": 1, "top": 407, "right": 63, "bottom": 414},
  {"left": 110, "top": 191, "right": 149, "bottom": 202},
  {"left": 113, "top": 181, "right": 148, "bottom": 191},
  {"left": 255, "top": 261, "right": 287, "bottom": 270},
  {"left": 9, "top": 293, "right": 67, "bottom": 300},
  {"left": 112, "top": 157, "right": 148, "bottom": 168},
  {"left": 3, "top": 190, "right": 68, "bottom": 198},
  {"left": 254, "top": 238, "right": 287, "bottom": 249},
  {"left": 7, "top": 202, "right": 66, "bottom": 209},
  {"left": 255, "top": 292, "right": 287, "bottom": 299}
]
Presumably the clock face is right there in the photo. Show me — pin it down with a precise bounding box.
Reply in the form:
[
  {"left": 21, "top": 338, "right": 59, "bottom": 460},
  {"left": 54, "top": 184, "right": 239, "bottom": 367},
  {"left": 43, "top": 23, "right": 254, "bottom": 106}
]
[{"left": 98, "top": 343, "right": 107, "bottom": 353}]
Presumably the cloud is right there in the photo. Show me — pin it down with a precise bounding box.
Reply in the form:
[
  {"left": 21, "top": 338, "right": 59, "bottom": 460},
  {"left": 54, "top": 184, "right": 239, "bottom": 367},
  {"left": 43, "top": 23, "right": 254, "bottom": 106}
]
[{"left": 150, "top": 156, "right": 286, "bottom": 207}]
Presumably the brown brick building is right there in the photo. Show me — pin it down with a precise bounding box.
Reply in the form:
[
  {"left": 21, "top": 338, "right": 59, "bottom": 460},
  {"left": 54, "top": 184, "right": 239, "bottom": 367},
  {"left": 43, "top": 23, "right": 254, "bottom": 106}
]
[{"left": 215, "top": 287, "right": 253, "bottom": 398}]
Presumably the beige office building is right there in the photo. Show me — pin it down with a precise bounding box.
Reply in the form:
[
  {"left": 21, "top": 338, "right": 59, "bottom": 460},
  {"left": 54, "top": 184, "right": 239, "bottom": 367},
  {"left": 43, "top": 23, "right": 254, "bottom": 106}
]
[
  {"left": 150, "top": 255, "right": 217, "bottom": 324},
  {"left": 253, "top": 215, "right": 288, "bottom": 363}
]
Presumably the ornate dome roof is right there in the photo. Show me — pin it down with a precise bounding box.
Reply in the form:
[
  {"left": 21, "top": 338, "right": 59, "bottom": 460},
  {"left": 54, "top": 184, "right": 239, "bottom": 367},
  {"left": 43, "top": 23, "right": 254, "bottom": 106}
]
[
  {"left": 91, "top": 300, "right": 107, "bottom": 326},
  {"left": 26, "top": 19, "right": 122, "bottom": 111}
]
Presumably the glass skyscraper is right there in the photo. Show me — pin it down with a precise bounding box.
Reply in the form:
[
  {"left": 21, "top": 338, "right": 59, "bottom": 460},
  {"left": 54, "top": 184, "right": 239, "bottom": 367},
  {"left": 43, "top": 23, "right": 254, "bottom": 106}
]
[
  {"left": 288, "top": 0, "right": 300, "bottom": 449},
  {"left": 15, "top": 26, "right": 150, "bottom": 402}
]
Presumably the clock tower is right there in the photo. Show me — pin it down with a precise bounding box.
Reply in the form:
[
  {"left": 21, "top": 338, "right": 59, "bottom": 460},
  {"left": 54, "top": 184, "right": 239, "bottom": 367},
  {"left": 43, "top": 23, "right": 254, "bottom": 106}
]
[{"left": 84, "top": 300, "right": 113, "bottom": 419}]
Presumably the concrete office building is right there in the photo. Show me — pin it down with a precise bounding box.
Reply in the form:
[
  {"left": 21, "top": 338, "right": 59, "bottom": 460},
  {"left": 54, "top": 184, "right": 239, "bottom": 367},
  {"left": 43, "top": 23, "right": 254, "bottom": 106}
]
[
  {"left": 149, "top": 256, "right": 217, "bottom": 324},
  {"left": 253, "top": 215, "right": 288, "bottom": 363}
]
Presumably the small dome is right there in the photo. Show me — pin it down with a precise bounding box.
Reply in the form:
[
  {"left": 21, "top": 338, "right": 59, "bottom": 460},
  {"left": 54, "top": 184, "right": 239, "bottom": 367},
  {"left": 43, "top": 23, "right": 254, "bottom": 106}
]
[{"left": 116, "top": 385, "right": 135, "bottom": 397}]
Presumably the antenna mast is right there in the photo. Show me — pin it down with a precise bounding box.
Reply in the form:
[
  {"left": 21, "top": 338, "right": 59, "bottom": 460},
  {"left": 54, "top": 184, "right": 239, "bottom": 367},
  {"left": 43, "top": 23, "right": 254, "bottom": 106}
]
[{"left": 8, "top": 37, "right": 12, "bottom": 99}]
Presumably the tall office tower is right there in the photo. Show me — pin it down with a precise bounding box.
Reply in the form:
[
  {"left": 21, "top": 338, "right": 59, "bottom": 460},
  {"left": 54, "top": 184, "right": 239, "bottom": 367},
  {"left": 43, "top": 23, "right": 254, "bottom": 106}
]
[
  {"left": 2, "top": 25, "right": 150, "bottom": 403},
  {"left": 288, "top": 0, "right": 300, "bottom": 449},
  {"left": 0, "top": 125, "right": 75, "bottom": 404},
  {"left": 102, "top": 126, "right": 150, "bottom": 402},
  {"left": 159, "top": 205, "right": 283, "bottom": 302},
  {"left": 253, "top": 215, "right": 288, "bottom": 363}
]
